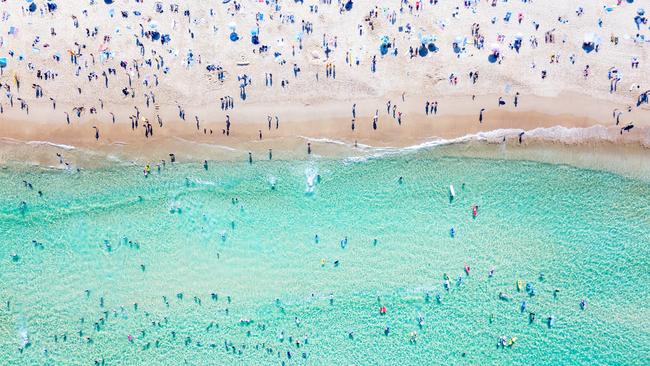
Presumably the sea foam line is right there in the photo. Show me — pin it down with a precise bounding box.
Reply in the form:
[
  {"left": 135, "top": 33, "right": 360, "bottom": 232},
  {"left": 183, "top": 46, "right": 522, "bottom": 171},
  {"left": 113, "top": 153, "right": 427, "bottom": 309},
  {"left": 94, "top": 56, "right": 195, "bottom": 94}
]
[{"left": 0, "top": 137, "right": 77, "bottom": 150}]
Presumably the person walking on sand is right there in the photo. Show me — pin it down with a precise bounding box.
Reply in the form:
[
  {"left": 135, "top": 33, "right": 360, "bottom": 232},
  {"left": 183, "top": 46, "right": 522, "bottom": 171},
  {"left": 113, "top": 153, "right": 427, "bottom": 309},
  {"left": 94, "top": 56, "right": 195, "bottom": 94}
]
[
  {"left": 92, "top": 126, "right": 99, "bottom": 141},
  {"left": 479, "top": 108, "right": 485, "bottom": 123}
]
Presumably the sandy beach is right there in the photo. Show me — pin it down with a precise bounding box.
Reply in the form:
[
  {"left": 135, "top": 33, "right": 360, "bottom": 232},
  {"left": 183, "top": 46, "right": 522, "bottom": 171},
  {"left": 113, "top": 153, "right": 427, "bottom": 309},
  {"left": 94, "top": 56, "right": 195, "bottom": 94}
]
[{"left": 0, "top": 0, "right": 648, "bottom": 169}]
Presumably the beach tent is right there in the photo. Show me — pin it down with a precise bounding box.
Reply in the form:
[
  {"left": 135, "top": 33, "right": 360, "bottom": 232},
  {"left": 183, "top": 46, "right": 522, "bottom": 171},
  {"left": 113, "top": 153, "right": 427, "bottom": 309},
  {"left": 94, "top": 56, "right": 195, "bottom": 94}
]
[
  {"left": 582, "top": 33, "right": 600, "bottom": 53},
  {"left": 488, "top": 44, "right": 500, "bottom": 63},
  {"left": 452, "top": 36, "right": 466, "bottom": 54},
  {"left": 250, "top": 28, "right": 259, "bottom": 44},
  {"left": 379, "top": 35, "right": 390, "bottom": 55}
]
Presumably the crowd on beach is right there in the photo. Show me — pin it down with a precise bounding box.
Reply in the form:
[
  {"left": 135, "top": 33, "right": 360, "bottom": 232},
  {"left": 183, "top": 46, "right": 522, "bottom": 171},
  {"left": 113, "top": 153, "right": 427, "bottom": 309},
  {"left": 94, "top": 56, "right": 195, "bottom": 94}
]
[{"left": 0, "top": 0, "right": 647, "bottom": 167}]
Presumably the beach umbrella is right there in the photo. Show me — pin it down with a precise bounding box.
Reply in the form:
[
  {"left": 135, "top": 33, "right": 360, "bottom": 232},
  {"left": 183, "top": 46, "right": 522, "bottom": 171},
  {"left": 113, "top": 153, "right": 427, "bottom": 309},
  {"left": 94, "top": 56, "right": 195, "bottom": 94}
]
[
  {"left": 490, "top": 43, "right": 500, "bottom": 54},
  {"left": 104, "top": 0, "right": 114, "bottom": 4},
  {"left": 638, "top": 8, "right": 645, "bottom": 15},
  {"left": 427, "top": 43, "right": 438, "bottom": 52},
  {"left": 228, "top": 22, "right": 237, "bottom": 31},
  {"left": 418, "top": 45, "right": 428, "bottom": 57},
  {"left": 47, "top": 2, "right": 58, "bottom": 11},
  {"left": 230, "top": 32, "right": 239, "bottom": 42},
  {"left": 151, "top": 31, "right": 161, "bottom": 41},
  {"left": 149, "top": 21, "right": 158, "bottom": 29},
  {"left": 28, "top": 2, "right": 37, "bottom": 12},
  {"left": 345, "top": 0, "right": 353, "bottom": 11},
  {"left": 0, "top": 58, "right": 7, "bottom": 68}
]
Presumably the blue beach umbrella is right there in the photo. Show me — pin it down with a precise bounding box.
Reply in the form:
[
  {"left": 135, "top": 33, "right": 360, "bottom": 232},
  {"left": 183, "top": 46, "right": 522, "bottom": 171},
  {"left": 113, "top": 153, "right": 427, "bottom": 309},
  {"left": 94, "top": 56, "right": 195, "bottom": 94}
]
[
  {"left": 345, "top": 0, "right": 353, "bottom": 11},
  {"left": 151, "top": 31, "right": 160, "bottom": 41},
  {"left": 427, "top": 43, "right": 438, "bottom": 52},
  {"left": 104, "top": 0, "right": 114, "bottom": 4},
  {"left": 0, "top": 57, "right": 7, "bottom": 68},
  {"left": 230, "top": 32, "right": 239, "bottom": 42},
  {"left": 28, "top": 2, "right": 37, "bottom": 12},
  {"left": 418, "top": 45, "right": 428, "bottom": 57}
]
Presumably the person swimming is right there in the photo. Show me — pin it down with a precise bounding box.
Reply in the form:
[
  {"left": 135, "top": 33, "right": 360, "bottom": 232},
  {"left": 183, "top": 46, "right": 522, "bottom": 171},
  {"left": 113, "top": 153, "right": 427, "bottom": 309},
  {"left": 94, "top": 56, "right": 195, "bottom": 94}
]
[{"left": 579, "top": 299, "right": 588, "bottom": 310}]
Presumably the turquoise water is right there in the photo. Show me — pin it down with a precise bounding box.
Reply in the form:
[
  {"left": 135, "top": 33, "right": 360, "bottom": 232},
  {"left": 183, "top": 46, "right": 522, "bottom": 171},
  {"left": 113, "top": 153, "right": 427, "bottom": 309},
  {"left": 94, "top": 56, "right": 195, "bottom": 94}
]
[{"left": 1, "top": 153, "right": 649, "bottom": 365}]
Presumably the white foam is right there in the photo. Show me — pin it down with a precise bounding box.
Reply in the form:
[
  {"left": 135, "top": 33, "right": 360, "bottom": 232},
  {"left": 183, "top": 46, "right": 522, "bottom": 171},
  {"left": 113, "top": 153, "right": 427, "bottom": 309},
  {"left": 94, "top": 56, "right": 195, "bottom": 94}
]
[
  {"left": 26, "top": 140, "right": 77, "bottom": 150},
  {"left": 341, "top": 125, "right": 644, "bottom": 163},
  {"left": 172, "top": 137, "right": 238, "bottom": 151},
  {"left": 0, "top": 137, "right": 76, "bottom": 150}
]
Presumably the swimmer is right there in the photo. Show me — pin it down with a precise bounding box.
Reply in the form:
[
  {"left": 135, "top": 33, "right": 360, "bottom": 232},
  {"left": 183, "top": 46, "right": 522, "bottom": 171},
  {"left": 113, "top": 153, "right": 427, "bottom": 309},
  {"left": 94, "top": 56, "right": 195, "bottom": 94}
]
[{"left": 579, "top": 299, "right": 588, "bottom": 310}]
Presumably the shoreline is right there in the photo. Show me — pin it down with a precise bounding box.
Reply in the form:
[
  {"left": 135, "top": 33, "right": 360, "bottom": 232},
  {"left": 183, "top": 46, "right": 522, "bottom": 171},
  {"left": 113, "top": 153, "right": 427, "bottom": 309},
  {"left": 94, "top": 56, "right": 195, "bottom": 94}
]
[
  {"left": 1, "top": 92, "right": 649, "bottom": 180},
  {"left": 2, "top": 124, "right": 649, "bottom": 182}
]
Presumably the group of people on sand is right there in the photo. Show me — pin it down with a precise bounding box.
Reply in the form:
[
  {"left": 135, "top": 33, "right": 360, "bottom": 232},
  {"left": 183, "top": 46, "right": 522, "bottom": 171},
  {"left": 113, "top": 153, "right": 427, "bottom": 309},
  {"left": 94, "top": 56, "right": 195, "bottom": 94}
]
[{"left": 0, "top": 0, "right": 645, "bottom": 167}]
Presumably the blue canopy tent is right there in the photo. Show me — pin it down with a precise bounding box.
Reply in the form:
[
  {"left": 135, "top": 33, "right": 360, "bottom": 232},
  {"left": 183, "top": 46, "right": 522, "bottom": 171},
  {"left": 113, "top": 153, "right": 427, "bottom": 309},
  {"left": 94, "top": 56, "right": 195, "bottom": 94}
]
[{"left": 379, "top": 35, "right": 389, "bottom": 55}]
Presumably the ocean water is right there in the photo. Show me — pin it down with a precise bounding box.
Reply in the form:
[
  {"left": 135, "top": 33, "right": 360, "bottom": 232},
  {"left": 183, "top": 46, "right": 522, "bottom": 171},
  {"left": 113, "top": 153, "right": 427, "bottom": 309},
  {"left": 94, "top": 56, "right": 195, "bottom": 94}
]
[{"left": 0, "top": 152, "right": 649, "bottom": 365}]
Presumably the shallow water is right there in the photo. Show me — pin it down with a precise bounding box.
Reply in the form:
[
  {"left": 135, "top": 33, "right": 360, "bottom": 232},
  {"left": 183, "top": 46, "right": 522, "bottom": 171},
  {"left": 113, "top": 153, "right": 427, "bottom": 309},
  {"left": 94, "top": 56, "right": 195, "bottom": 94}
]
[{"left": 1, "top": 152, "right": 649, "bottom": 365}]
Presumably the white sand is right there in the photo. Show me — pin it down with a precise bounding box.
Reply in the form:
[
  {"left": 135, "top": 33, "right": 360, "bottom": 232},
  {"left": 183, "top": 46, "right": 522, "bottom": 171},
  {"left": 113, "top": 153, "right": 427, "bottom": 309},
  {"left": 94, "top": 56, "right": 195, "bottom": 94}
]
[{"left": 0, "top": 0, "right": 648, "bottom": 163}]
